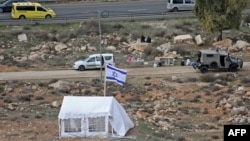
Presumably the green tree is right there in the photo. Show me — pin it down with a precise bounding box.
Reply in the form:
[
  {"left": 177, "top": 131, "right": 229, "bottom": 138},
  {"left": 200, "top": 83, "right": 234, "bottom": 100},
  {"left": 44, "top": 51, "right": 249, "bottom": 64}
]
[{"left": 194, "top": 0, "right": 248, "bottom": 41}]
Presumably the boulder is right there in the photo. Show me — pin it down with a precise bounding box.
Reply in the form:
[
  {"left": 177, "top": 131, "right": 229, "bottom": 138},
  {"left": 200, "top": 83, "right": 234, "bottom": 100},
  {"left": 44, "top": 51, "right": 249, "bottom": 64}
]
[
  {"left": 49, "top": 80, "right": 72, "bottom": 92},
  {"left": 51, "top": 101, "right": 60, "bottom": 108},
  {"left": 173, "top": 34, "right": 194, "bottom": 44},
  {"left": 28, "top": 53, "right": 40, "bottom": 61},
  {"left": 233, "top": 40, "right": 250, "bottom": 50},
  {"left": 213, "top": 39, "right": 232, "bottom": 48},
  {"left": 228, "top": 46, "right": 240, "bottom": 53},
  {"left": 130, "top": 42, "right": 151, "bottom": 52},
  {"left": 195, "top": 34, "right": 204, "bottom": 46},
  {"left": 18, "top": 33, "right": 28, "bottom": 42},
  {"left": 156, "top": 42, "right": 172, "bottom": 54},
  {"left": 106, "top": 46, "right": 116, "bottom": 51},
  {"left": 55, "top": 43, "right": 67, "bottom": 52},
  {"left": 231, "top": 106, "right": 248, "bottom": 115}
]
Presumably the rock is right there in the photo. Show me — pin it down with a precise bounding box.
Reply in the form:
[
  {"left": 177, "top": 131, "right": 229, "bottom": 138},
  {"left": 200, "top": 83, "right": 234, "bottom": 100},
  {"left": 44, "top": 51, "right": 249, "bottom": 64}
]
[
  {"left": 18, "top": 33, "right": 28, "bottom": 42},
  {"left": 233, "top": 40, "right": 250, "bottom": 50},
  {"left": 106, "top": 46, "right": 116, "bottom": 51},
  {"left": 28, "top": 53, "right": 40, "bottom": 61},
  {"left": 228, "top": 46, "right": 240, "bottom": 53},
  {"left": 30, "top": 46, "right": 40, "bottom": 51},
  {"left": 171, "top": 76, "right": 178, "bottom": 81},
  {"left": 236, "top": 86, "right": 245, "bottom": 94},
  {"left": 213, "top": 39, "right": 232, "bottom": 48},
  {"left": 130, "top": 42, "right": 151, "bottom": 52},
  {"left": 224, "top": 103, "right": 232, "bottom": 108},
  {"left": 195, "top": 35, "right": 204, "bottom": 46},
  {"left": 55, "top": 43, "right": 67, "bottom": 52},
  {"left": 51, "top": 101, "right": 60, "bottom": 108},
  {"left": 231, "top": 106, "right": 247, "bottom": 115},
  {"left": 156, "top": 42, "right": 172, "bottom": 54},
  {"left": 173, "top": 34, "right": 194, "bottom": 44},
  {"left": 49, "top": 80, "right": 72, "bottom": 92}
]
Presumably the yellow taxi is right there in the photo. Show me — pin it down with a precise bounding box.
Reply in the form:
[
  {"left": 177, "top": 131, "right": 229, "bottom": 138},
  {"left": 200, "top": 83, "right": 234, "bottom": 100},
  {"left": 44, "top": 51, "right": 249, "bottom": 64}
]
[{"left": 11, "top": 2, "right": 56, "bottom": 19}]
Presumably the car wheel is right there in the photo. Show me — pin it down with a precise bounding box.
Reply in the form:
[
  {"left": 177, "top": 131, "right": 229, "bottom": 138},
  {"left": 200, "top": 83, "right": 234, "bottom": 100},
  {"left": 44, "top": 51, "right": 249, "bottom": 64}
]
[
  {"left": 78, "top": 65, "right": 85, "bottom": 71},
  {"left": 0, "top": 8, "right": 3, "bottom": 13},
  {"left": 19, "top": 15, "right": 26, "bottom": 19},
  {"left": 200, "top": 66, "right": 208, "bottom": 74},
  {"left": 229, "top": 64, "right": 237, "bottom": 72},
  {"left": 173, "top": 7, "right": 178, "bottom": 12},
  {"left": 210, "top": 62, "right": 218, "bottom": 69},
  {"left": 45, "top": 15, "right": 51, "bottom": 19}
]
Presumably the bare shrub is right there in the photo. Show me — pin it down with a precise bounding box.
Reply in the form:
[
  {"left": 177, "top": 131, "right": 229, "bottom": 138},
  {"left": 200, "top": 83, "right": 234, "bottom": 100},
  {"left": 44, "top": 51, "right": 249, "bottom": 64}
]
[
  {"left": 153, "top": 30, "right": 165, "bottom": 37},
  {"left": 151, "top": 48, "right": 163, "bottom": 57},
  {"left": 143, "top": 47, "right": 153, "bottom": 56},
  {"left": 112, "top": 23, "right": 124, "bottom": 29},
  {"left": 120, "top": 36, "right": 128, "bottom": 43},
  {"left": 200, "top": 74, "right": 216, "bottom": 82},
  {"left": 169, "top": 45, "right": 189, "bottom": 56},
  {"left": 185, "top": 77, "right": 198, "bottom": 82},
  {"left": 240, "top": 76, "right": 250, "bottom": 83},
  {"left": 18, "top": 95, "right": 32, "bottom": 102},
  {"left": 141, "top": 24, "right": 151, "bottom": 29},
  {"left": 35, "top": 96, "right": 44, "bottom": 100},
  {"left": 131, "top": 31, "right": 141, "bottom": 40},
  {"left": 23, "top": 26, "right": 31, "bottom": 30}
]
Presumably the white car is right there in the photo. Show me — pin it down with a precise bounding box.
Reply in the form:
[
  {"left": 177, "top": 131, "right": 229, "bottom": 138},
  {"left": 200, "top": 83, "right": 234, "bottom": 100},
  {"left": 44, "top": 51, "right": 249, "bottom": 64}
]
[
  {"left": 167, "top": 0, "right": 195, "bottom": 12},
  {"left": 73, "top": 53, "right": 115, "bottom": 71}
]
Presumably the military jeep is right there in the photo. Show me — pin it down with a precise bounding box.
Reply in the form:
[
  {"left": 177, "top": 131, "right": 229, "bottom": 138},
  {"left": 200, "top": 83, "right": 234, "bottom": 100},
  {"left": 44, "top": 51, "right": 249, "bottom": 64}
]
[{"left": 196, "top": 50, "right": 243, "bottom": 73}]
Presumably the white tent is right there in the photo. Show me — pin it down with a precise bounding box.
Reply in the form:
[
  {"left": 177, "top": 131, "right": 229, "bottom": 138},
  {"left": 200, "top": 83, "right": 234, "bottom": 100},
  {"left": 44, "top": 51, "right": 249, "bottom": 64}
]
[{"left": 58, "top": 96, "right": 134, "bottom": 138}]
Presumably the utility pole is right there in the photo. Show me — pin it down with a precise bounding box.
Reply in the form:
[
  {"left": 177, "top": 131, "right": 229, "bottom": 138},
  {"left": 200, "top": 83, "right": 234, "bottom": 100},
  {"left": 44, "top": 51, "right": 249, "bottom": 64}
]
[{"left": 98, "top": 10, "right": 103, "bottom": 83}]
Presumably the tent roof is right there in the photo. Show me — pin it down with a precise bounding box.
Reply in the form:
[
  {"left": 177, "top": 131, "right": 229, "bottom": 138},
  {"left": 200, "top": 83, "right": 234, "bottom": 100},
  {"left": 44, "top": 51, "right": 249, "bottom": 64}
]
[{"left": 58, "top": 96, "right": 134, "bottom": 136}]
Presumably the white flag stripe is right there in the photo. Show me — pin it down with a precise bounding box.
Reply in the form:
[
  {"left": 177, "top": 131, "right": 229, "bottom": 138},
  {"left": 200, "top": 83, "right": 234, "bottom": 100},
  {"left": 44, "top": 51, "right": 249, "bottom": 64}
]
[{"left": 105, "top": 64, "right": 127, "bottom": 85}]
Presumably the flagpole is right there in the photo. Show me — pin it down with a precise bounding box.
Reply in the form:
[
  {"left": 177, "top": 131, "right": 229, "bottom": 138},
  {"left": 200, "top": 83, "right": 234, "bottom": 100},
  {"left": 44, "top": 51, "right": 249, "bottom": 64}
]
[{"left": 104, "top": 64, "right": 107, "bottom": 97}]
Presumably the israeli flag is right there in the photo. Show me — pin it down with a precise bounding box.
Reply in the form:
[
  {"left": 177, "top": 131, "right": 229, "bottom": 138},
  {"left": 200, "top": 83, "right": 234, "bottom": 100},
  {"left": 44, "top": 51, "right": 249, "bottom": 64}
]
[{"left": 105, "top": 64, "right": 127, "bottom": 85}]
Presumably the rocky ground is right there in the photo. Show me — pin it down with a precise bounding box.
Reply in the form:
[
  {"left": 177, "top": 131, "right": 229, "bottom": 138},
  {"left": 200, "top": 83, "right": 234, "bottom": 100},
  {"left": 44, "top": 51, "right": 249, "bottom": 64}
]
[
  {"left": 0, "top": 64, "right": 249, "bottom": 141},
  {"left": 0, "top": 17, "right": 250, "bottom": 141}
]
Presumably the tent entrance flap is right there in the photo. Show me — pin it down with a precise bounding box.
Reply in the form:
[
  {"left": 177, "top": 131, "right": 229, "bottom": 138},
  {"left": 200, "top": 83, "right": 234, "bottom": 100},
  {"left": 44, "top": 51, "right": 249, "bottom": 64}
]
[{"left": 60, "top": 116, "right": 110, "bottom": 138}]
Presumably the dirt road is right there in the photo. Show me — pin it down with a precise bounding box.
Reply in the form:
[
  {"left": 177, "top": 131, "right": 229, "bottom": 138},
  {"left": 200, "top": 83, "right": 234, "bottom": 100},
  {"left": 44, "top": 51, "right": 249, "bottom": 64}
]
[{"left": 0, "top": 63, "right": 249, "bottom": 81}]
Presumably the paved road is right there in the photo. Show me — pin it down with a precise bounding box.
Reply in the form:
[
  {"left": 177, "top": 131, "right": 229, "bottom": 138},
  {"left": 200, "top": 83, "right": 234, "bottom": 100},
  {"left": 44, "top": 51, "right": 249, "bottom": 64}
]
[{"left": 0, "top": 62, "right": 249, "bottom": 81}]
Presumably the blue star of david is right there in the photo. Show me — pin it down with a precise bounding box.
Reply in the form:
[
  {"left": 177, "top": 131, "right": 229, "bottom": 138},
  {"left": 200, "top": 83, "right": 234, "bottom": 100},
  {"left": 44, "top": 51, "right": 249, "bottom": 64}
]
[{"left": 112, "top": 71, "right": 118, "bottom": 78}]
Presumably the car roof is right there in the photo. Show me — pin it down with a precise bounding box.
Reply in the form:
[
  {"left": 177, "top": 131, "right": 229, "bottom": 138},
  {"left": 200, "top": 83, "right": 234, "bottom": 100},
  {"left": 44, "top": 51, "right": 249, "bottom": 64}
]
[
  {"left": 13, "top": 2, "right": 40, "bottom": 6},
  {"left": 90, "top": 53, "right": 113, "bottom": 56},
  {"left": 199, "top": 50, "right": 228, "bottom": 55}
]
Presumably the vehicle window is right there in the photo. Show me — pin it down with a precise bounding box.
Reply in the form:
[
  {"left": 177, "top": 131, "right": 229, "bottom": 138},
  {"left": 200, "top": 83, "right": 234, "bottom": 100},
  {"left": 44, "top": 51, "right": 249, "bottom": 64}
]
[
  {"left": 173, "top": 0, "right": 183, "bottom": 4},
  {"left": 206, "top": 54, "right": 214, "bottom": 57},
  {"left": 96, "top": 56, "right": 101, "bottom": 61},
  {"left": 6, "top": 2, "right": 12, "bottom": 6},
  {"left": 185, "top": 0, "right": 191, "bottom": 4},
  {"left": 104, "top": 56, "right": 112, "bottom": 60},
  {"left": 87, "top": 57, "right": 95, "bottom": 62},
  {"left": 37, "top": 6, "right": 46, "bottom": 12},
  {"left": 16, "top": 6, "right": 35, "bottom": 11}
]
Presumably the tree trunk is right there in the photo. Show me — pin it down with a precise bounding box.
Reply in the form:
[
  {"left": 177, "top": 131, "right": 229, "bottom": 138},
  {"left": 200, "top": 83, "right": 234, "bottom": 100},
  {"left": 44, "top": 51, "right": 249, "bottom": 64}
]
[{"left": 216, "top": 30, "right": 223, "bottom": 41}]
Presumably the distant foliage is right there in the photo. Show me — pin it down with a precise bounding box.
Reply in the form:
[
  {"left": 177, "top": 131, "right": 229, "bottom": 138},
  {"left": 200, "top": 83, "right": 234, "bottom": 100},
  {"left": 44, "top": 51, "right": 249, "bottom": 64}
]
[{"left": 194, "top": 0, "right": 248, "bottom": 39}]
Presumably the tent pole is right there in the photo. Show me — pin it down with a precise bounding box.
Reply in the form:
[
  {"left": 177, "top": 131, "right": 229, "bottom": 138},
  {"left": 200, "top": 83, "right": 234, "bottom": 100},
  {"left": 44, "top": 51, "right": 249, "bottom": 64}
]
[{"left": 104, "top": 64, "right": 107, "bottom": 96}]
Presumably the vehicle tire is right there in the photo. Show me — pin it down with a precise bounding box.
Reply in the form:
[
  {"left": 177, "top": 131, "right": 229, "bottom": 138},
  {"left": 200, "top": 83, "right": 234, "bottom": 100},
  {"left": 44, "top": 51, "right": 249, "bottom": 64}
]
[
  {"left": 78, "top": 65, "right": 85, "bottom": 71},
  {"left": 0, "top": 8, "right": 3, "bottom": 13},
  {"left": 200, "top": 66, "right": 208, "bottom": 74},
  {"left": 210, "top": 62, "right": 218, "bottom": 69},
  {"left": 173, "top": 7, "right": 178, "bottom": 12},
  {"left": 19, "top": 15, "right": 26, "bottom": 19},
  {"left": 229, "top": 64, "right": 237, "bottom": 72},
  {"left": 45, "top": 15, "right": 51, "bottom": 19}
]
